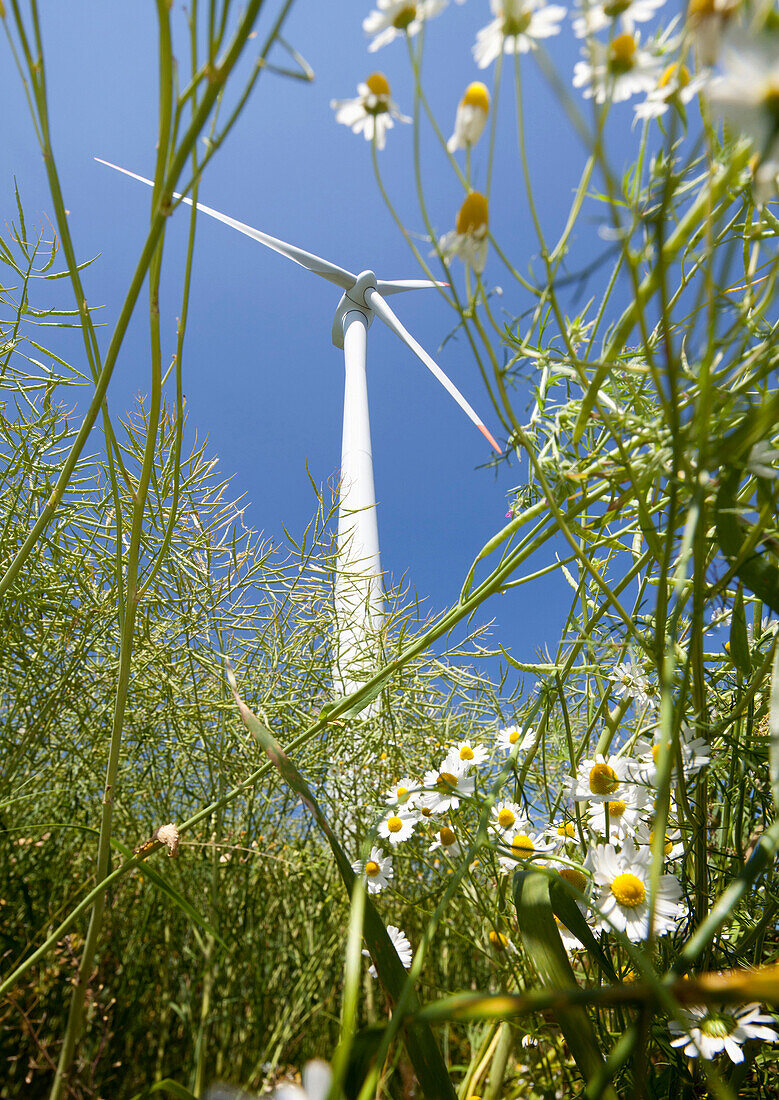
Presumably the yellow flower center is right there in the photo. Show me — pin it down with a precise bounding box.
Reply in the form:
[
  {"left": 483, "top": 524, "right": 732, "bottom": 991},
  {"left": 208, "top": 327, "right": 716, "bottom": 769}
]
[
  {"left": 763, "top": 79, "right": 779, "bottom": 125},
  {"left": 648, "top": 829, "right": 675, "bottom": 856},
  {"left": 462, "top": 81, "right": 490, "bottom": 113},
  {"left": 509, "top": 729, "right": 521, "bottom": 744},
  {"left": 511, "top": 833, "right": 535, "bottom": 857},
  {"left": 611, "top": 872, "right": 646, "bottom": 908},
  {"left": 365, "top": 71, "right": 391, "bottom": 116},
  {"left": 589, "top": 762, "right": 619, "bottom": 795},
  {"left": 608, "top": 33, "right": 637, "bottom": 74},
  {"left": 607, "top": 800, "right": 627, "bottom": 818},
  {"left": 387, "top": 815, "right": 403, "bottom": 833},
  {"left": 503, "top": 9, "right": 532, "bottom": 36},
  {"left": 498, "top": 807, "right": 516, "bottom": 829},
  {"left": 460, "top": 745, "right": 475, "bottom": 760},
  {"left": 396, "top": 785, "right": 410, "bottom": 803},
  {"left": 456, "top": 192, "right": 489, "bottom": 235},
  {"left": 687, "top": 0, "right": 737, "bottom": 19},
  {"left": 421, "top": 806, "right": 433, "bottom": 817},
  {"left": 488, "top": 930, "right": 509, "bottom": 950},
  {"left": 440, "top": 826, "right": 457, "bottom": 847},
  {"left": 557, "top": 822, "right": 576, "bottom": 837},
  {"left": 559, "top": 867, "right": 588, "bottom": 892},
  {"left": 659, "top": 62, "right": 691, "bottom": 90},
  {"left": 602, "top": 0, "right": 631, "bottom": 15},
  {"left": 365, "top": 72, "right": 390, "bottom": 97},
  {"left": 392, "top": 4, "right": 417, "bottom": 29},
  {"left": 437, "top": 771, "right": 458, "bottom": 791},
  {"left": 365, "top": 860, "right": 381, "bottom": 877}
]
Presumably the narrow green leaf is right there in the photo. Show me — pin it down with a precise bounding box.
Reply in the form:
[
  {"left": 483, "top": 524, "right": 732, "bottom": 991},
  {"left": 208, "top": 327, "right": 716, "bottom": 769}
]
[
  {"left": 769, "top": 646, "right": 779, "bottom": 813},
  {"left": 225, "top": 660, "right": 456, "bottom": 1100},
  {"left": 513, "top": 870, "right": 617, "bottom": 1099},
  {"left": 129, "top": 1079, "right": 199, "bottom": 1100},
  {"left": 548, "top": 874, "right": 617, "bottom": 982},
  {"left": 729, "top": 584, "right": 752, "bottom": 676}
]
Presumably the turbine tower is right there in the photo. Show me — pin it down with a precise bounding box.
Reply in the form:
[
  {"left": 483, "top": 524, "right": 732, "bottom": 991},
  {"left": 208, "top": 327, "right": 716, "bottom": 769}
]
[{"left": 97, "top": 160, "right": 500, "bottom": 700}]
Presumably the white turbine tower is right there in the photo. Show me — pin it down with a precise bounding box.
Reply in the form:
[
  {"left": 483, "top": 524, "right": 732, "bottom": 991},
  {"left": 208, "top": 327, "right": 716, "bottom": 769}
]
[{"left": 97, "top": 159, "right": 500, "bottom": 700}]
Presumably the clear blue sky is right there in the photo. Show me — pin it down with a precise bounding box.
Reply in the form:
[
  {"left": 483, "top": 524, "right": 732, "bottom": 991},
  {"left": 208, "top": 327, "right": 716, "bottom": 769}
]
[{"left": 2, "top": 1, "right": 654, "bottom": 672}]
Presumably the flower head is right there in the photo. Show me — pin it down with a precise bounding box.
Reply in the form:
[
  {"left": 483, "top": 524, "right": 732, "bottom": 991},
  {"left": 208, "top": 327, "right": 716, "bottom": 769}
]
[
  {"left": 634, "top": 61, "right": 709, "bottom": 120},
  {"left": 363, "top": 924, "right": 413, "bottom": 978},
  {"left": 490, "top": 800, "right": 530, "bottom": 838},
  {"left": 447, "top": 82, "right": 491, "bottom": 151},
  {"left": 438, "top": 192, "right": 490, "bottom": 273},
  {"left": 441, "top": 739, "right": 490, "bottom": 772},
  {"left": 709, "top": 31, "right": 779, "bottom": 165},
  {"left": 569, "top": 752, "right": 633, "bottom": 805},
  {"left": 669, "top": 1003, "right": 779, "bottom": 1062},
  {"left": 474, "top": 0, "right": 567, "bottom": 69},
  {"left": 496, "top": 723, "right": 535, "bottom": 753},
  {"left": 497, "top": 828, "right": 557, "bottom": 872},
  {"left": 269, "top": 1059, "right": 333, "bottom": 1100},
  {"left": 573, "top": 32, "right": 663, "bottom": 103},
  {"left": 421, "top": 765, "right": 475, "bottom": 814},
  {"left": 330, "top": 72, "right": 411, "bottom": 150},
  {"left": 364, "top": 0, "right": 447, "bottom": 51},
  {"left": 352, "top": 846, "right": 394, "bottom": 893},
  {"left": 590, "top": 838, "right": 683, "bottom": 941},
  {"left": 378, "top": 807, "right": 417, "bottom": 844},
  {"left": 572, "top": 0, "right": 666, "bottom": 39}
]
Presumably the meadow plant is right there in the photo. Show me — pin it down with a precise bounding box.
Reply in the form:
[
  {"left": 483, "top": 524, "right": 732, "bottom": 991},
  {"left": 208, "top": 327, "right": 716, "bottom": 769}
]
[{"left": 2, "top": 0, "right": 779, "bottom": 1098}]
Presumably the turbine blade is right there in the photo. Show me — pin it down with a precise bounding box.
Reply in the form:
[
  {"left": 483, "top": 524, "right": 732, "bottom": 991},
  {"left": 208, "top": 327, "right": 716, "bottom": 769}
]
[
  {"left": 364, "top": 287, "right": 501, "bottom": 454},
  {"left": 95, "top": 158, "right": 356, "bottom": 290},
  {"left": 376, "top": 279, "right": 449, "bottom": 295}
]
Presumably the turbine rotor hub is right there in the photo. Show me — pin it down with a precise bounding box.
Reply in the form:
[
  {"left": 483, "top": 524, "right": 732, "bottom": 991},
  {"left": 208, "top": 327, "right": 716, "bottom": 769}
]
[{"left": 332, "top": 269, "right": 377, "bottom": 349}]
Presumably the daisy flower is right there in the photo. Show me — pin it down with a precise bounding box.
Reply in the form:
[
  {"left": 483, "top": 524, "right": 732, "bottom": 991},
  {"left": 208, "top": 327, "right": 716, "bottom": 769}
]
[
  {"left": 497, "top": 828, "right": 557, "bottom": 872},
  {"left": 352, "top": 846, "right": 394, "bottom": 893},
  {"left": 438, "top": 191, "right": 490, "bottom": 273},
  {"left": 669, "top": 1003, "right": 779, "bottom": 1062},
  {"left": 687, "top": 0, "right": 740, "bottom": 65},
  {"left": 545, "top": 819, "right": 579, "bottom": 847},
  {"left": 429, "top": 824, "right": 462, "bottom": 856},
  {"left": 610, "top": 660, "right": 655, "bottom": 708},
  {"left": 330, "top": 72, "right": 411, "bottom": 151},
  {"left": 590, "top": 838, "right": 683, "bottom": 941},
  {"left": 378, "top": 807, "right": 417, "bottom": 844},
  {"left": 572, "top": 0, "right": 666, "bottom": 39},
  {"left": 488, "top": 929, "right": 518, "bottom": 954},
  {"left": 363, "top": 924, "right": 413, "bottom": 978},
  {"left": 585, "top": 786, "right": 651, "bottom": 842},
  {"left": 364, "top": 0, "right": 447, "bottom": 52},
  {"left": 634, "top": 61, "right": 709, "bottom": 120},
  {"left": 385, "top": 776, "right": 422, "bottom": 807},
  {"left": 490, "top": 800, "right": 530, "bottom": 837},
  {"left": 568, "top": 752, "right": 633, "bottom": 805},
  {"left": 496, "top": 724, "right": 535, "bottom": 752},
  {"left": 270, "top": 1059, "right": 333, "bottom": 1100},
  {"left": 441, "top": 739, "right": 490, "bottom": 772},
  {"left": 635, "top": 821, "right": 686, "bottom": 862},
  {"left": 630, "top": 726, "right": 710, "bottom": 785},
  {"left": 421, "top": 764, "right": 475, "bottom": 814},
  {"left": 447, "top": 82, "right": 491, "bottom": 152},
  {"left": 709, "top": 30, "right": 779, "bottom": 166},
  {"left": 573, "top": 32, "right": 663, "bottom": 104},
  {"left": 474, "top": 0, "right": 567, "bottom": 69}
]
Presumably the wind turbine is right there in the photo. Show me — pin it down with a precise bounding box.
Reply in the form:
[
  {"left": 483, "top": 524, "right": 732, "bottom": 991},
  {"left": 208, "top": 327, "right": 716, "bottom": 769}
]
[{"left": 96, "top": 159, "right": 501, "bottom": 700}]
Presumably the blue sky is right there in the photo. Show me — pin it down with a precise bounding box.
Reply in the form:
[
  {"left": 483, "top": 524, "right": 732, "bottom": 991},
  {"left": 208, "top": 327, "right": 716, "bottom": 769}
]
[{"left": 2, "top": 1, "right": 638, "bottom": 674}]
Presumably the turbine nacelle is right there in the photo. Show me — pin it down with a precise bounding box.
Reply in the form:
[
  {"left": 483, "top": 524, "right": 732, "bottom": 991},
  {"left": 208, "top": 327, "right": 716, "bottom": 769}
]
[{"left": 332, "top": 270, "right": 377, "bottom": 349}]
